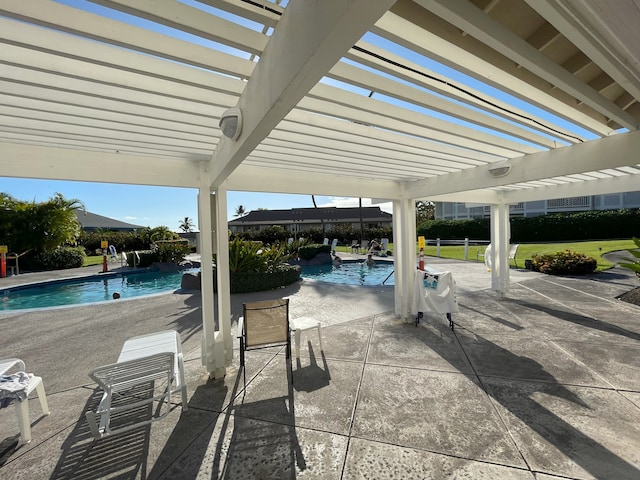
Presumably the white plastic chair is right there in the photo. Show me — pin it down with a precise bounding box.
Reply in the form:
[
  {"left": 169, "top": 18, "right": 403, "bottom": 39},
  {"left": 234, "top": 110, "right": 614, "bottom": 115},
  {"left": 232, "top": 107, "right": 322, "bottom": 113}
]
[
  {"left": 85, "top": 330, "right": 187, "bottom": 440},
  {"left": 0, "top": 358, "right": 50, "bottom": 445}
]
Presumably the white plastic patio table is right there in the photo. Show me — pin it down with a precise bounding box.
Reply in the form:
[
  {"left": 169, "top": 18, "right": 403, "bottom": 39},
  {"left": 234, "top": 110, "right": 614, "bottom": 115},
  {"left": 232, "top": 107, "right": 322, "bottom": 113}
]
[{"left": 291, "top": 317, "right": 323, "bottom": 359}]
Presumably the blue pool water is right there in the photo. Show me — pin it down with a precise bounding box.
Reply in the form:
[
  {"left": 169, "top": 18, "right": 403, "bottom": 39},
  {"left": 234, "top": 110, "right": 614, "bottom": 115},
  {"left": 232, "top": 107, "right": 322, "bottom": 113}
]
[
  {"left": 0, "top": 269, "right": 194, "bottom": 311},
  {"left": 300, "top": 261, "right": 395, "bottom": 286}
]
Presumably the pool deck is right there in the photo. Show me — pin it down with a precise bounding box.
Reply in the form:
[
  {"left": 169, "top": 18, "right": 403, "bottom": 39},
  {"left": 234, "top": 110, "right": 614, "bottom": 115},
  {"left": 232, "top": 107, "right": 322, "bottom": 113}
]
[{"left": 1, "top": 255, "right": 640, "bottom": 479}]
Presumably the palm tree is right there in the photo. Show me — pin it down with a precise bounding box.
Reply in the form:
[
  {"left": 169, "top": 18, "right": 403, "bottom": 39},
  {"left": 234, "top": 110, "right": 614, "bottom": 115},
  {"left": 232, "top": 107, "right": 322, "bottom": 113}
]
[
  {"left": 149, "top": 225, "right": 176, "bottom": 243},
  {"left": 179, "top": 217, "right": 194, "bottom": 233},
  {"left": 234, "top": 205, "right": 246, "bottom": 217},
  {"left": 311, "top": 195, "right": 325, "bottom": 237}
]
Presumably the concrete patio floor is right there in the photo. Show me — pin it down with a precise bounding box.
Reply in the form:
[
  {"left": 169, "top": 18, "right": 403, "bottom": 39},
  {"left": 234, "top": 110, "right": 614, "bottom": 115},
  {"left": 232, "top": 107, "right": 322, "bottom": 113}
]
[{"left": 1, "top": 258, "right": 639, "bottom": 479}]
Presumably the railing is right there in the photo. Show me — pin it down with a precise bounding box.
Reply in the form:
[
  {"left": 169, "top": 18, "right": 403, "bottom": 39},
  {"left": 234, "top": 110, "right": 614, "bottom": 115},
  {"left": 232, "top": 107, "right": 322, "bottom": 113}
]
[
  {"left": 547, "top": 196, "right": 591, "bottom": 209},
  {"left": 424, "top": 238, "right": 490, "bottom": 260}
]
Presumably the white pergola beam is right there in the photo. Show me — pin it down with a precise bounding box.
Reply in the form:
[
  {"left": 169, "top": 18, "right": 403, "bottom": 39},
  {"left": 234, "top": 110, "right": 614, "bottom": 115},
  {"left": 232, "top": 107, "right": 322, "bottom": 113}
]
[
  {"left": 226, "top": 166, "right": 402, "bottom": 199},
  {"left": 526, "top": 0, "right": 640, "bottom": 104},
  {"left": 0, "top": 1, "right": 256, "bottom": 79},
  {"left": 89, "top": 0, "right": 267, "bottom": 55},
  {"left": 345, "top": 40, "right": 585, "bottom": 143},
  {"left": 373, "top": 9, "right": 612, "bottom": 136},
  {"left": 209, "top": 0, "right": 397, "bottom": 187},
  {"left": 406, "top": 129, "right": 640, "bottom": 198},
  {"left": 414, "top": 0, "right": 637, "bottom": 130},
  {"left": 327, "top": 61, "right": 561, "bottom": 148},
  {"left": 0, "top": 142, "right": 201, "bottom": 187}
]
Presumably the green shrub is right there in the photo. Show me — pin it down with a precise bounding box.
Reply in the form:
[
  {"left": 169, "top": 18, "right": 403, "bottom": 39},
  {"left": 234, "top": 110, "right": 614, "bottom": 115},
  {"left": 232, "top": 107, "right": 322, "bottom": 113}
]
[
  {"left": 27, "top": 247, "right": 85, "bottom": 271},
  {"left": 154, "top": 240, "right": 190, "bottom": 263},
  {"left": 418, "top": 218, "right": 489, "bottom": 240},
  {"left": 126, "top": 250, "right": 158, "bottom": 268},
  {"left": 297, "top": 243, "right": 330, "bottom": 260},
  {"left": 229, "top": 264, "right": 301, "bottom": 293},
  {"left": 531, "top": 250, "right": 597, "bottom": 275}
]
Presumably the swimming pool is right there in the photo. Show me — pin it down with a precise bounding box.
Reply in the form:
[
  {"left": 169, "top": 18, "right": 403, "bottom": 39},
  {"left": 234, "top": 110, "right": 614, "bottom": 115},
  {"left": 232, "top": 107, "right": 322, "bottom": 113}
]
[
  {"left": 0, "top": 269, "right": 194, "bottom": 311},
  {"left": 300, "top": 261, "right": 395, "bottom": 286}
]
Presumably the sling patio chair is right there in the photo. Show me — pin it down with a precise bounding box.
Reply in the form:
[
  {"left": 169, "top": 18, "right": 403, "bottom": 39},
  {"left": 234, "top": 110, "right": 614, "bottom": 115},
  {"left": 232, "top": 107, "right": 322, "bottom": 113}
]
[{"left": 238, "top": 298, "right": 292, "bottom": 385}]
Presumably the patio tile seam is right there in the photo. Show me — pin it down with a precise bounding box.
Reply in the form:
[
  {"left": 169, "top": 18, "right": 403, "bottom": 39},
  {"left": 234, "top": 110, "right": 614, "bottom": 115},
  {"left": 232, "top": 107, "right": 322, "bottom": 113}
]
[
  {"left": 1, "top": 420, "right": 79, "bottom": 469},
  {"left": 362, "top": 361, "right": 473, "bottom": 377},
  {"left": 348, "top": 434, "right": 535, "bottom": 475},
  {"left": 339, "top": 312, "right": 377, "bottom": 480},
  {"left": 547, "top": 339, "right": 618, "bottom": 390},
  {"left": 508, "top": 282, "right": 640, "bottom": 339},
  {"left": 450, "top": 328, "right": 535, "bottom": 474},
  {"left": 474, "top": 374, "right": 622, "bottom": 392},
  {"left": 522, "top": 276, "right": 640, "bottom": 311}
]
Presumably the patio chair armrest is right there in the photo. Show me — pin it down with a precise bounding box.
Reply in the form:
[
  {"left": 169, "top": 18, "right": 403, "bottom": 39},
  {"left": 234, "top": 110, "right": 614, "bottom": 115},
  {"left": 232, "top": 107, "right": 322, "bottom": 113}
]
[
  {"left": 0, "top": 358, "right": 26, "bottom": 375},
  {"left": 237, "top": 316, "right": 245, "bottom": 338}
]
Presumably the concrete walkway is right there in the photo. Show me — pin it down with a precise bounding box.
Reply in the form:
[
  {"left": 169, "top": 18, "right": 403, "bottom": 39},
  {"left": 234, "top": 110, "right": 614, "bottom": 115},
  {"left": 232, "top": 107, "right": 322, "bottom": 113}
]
[{"left": 1, "top": 258, "right": 639, "bottom": 479}]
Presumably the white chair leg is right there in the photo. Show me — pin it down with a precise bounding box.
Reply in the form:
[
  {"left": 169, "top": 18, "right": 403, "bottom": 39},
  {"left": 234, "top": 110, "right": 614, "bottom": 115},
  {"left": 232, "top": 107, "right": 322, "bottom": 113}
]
[
  {"left": 35, "top": 378, "right": 50, "bottom": 415},
  {"left": 16, "top": 398, "right": 32, "bottom": 444},
  {"left": 294, "top": 329, "right": 302, "bottom": 359},
  {"left": 316, "top": 324, "right": 324, "bottom": 351}
]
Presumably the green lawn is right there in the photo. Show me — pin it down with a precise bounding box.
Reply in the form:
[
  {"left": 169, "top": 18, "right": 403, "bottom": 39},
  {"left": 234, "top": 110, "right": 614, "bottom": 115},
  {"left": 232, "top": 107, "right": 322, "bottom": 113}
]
[
  {"left": 84, "top": 254, "right": 110, "bottom": 267},
  {"left": 336, "top": 239, "right": 638, "bottom": 272}
]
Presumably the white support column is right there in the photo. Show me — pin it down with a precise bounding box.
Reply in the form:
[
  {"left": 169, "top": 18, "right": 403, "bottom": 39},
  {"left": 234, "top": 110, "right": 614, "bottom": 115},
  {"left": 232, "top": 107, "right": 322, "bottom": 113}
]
[
  {"left": 393, "top": 198, "right": 416, "bottom": 322},
  {"left": 197, "top": 162, "right": 224, "bottom": 377},
  {"left": 489, "top": 203, "right": 511, "bottom": 296},
  {"left": 214, "top": 183, "right": 233, "bottom": 366}
]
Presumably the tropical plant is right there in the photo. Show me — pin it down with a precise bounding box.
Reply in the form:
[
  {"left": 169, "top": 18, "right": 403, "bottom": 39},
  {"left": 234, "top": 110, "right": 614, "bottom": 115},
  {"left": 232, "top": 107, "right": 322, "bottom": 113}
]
[
  {"left": 154, "top": 240, "right": 191, "bottom": 263},
  {"left": 234, "top": 205, "right": 246, "bottom": 217},
  {"left": 0, "top": 192, "right": 84, "bottom": 253},
  {"left": 225, "top": 237, "right": 291, "bottom": 274},
  {"left": 619, "top": 237, "right": 640, "bottom": 279},
  {"left": 149, "top": 225, "right": 177, "bottom": 243},
  {"left": 179, "top": 217, "right": 194, "bottom": 233}
]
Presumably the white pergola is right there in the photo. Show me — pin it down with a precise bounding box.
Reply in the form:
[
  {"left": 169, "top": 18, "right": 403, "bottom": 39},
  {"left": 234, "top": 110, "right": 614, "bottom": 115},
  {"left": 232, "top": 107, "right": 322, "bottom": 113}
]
[{"left": 1, "top": 0, "right": 639, "bottom": 377}]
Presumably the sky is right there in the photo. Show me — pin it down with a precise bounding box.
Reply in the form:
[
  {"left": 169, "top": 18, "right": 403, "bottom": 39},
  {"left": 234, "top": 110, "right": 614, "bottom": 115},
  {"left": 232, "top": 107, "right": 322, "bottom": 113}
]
[
  {"left": 1, "top": 0, "right": 593, "bottom": 232},
  {"left": 0, "top": 177, "right": 391, "bottom": 231}
]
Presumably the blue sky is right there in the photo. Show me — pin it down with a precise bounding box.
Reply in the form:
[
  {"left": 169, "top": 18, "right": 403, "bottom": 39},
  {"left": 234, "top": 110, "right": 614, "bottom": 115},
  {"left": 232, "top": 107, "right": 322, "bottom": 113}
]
[
  {"left": 0, "top": 177, "right": 379, "bottom": 231},
  {"left": 1, "top": 1, "right": 594, "bottom": 231}
]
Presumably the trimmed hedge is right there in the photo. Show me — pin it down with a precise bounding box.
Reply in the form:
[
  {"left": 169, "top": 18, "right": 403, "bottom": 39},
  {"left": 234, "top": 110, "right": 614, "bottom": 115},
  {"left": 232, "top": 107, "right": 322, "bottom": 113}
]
[
  {"left": 229, "top": 264, "right": 301, "bottom": 293},
  {"left": 417, "top": 209, "right": 640, "bottom": 242},
  {"left": 417, "top": 218, "right": 489, "bottom": 240},
  {"left": 297, "top": 243, "right": 331, "bottom": 260}
]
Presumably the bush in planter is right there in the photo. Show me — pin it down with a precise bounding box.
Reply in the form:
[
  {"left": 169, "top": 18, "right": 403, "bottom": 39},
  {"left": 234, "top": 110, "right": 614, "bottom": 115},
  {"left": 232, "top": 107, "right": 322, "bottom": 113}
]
[
  {"left": 230, "top": 264, "right": 301, "bottom": 293},
  {"left": 297, "top": 243, "right": 330, "bottom": 260},
  {"left": 219, "top": 237, "right": 299, "bottom": 292},
  {"left": 531, "top": 250, "right": 597, "bottom": 275},
  {"left": 127, "top": 249, "right": 158, "bottom": 268}
]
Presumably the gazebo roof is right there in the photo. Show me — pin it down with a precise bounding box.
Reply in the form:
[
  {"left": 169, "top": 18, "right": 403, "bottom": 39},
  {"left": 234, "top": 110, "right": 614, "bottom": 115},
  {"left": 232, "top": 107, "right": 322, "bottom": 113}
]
[{"left": 1, "top": 0, "right": 639, "bottom": 204}]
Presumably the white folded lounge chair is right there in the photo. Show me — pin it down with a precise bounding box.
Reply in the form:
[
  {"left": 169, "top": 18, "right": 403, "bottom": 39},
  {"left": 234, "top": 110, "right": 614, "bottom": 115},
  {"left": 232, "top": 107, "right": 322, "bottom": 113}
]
[{"left": 85, "top": 330, "right": 187, "bottom": 440}]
